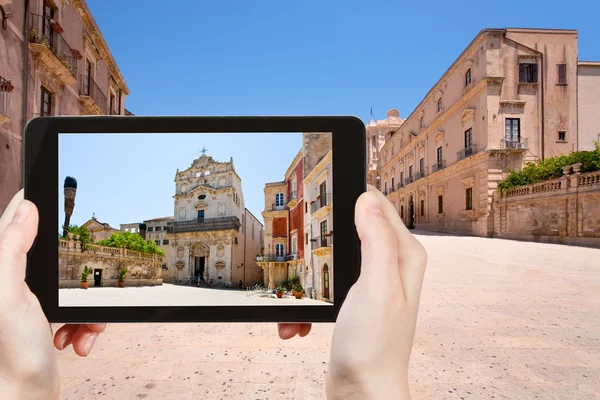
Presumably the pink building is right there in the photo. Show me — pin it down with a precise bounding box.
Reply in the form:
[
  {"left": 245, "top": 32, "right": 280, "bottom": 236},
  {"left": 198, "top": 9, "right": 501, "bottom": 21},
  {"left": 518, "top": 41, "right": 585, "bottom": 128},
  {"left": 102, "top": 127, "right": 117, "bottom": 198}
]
[{"left": 0, "top": 0, "right": 129, "bottom": 212}]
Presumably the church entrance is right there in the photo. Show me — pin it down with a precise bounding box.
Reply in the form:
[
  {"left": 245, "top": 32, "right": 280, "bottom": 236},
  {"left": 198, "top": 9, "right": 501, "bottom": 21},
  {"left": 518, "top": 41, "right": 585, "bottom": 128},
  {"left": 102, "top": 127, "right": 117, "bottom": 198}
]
[{"left": 194, "top": 257, "right": 205, "bottom": 280}]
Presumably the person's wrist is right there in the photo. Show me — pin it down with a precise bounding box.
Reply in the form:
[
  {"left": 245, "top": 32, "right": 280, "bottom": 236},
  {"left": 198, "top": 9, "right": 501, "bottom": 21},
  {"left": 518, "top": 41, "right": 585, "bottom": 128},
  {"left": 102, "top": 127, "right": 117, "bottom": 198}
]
[{"left": 0, "top": 377, "right": 60, "bottom": 400}]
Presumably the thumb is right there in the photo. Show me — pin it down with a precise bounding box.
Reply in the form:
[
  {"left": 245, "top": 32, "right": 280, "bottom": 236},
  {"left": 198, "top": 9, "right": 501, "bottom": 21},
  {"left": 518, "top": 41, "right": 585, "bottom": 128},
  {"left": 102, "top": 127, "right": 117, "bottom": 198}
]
[
  {"left": 354, "top": 191, "right": 402, "bottom": 295},
  {"left": 0, "top": 200, "right": 39, "bottom": 294}
]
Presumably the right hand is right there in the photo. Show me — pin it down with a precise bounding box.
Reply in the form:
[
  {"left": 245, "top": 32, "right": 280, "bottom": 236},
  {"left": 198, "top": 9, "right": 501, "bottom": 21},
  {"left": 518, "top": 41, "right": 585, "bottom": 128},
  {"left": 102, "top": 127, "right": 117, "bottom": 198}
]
[{"left": 279, "top": 186, "right": 427, "bottom": 399}]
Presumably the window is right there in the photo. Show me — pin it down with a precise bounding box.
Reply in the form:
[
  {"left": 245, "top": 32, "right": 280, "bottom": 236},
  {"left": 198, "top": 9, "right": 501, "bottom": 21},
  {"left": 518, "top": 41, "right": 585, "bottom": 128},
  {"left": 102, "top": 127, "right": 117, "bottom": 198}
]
[
  {"left": 400, "top": 171, "right": 404, "bottom": 184},
  {"left": 321, "top": 220, "right": 327, "bottom": 238},
  {"left": 84, "top": 59, "right": 92, "bottom": 96},
  {"left": 557, "top": 64, "right": 567, "bottom": 84},
  {"left": 391, "top": 177, "right": 395, "bottom": 188},
  {"left": 437, "top": 146, "right": 443, "bottom": 163},
  {"left": 305, "top": 233, "right": 308, "bottom": 244},
  {"left": 558, "top": 131, "right": 566, "bottom": 141},
  {"left": 155, "top": 240, "right": 160, "bottom": 245},
  {"left": 505, "top": 118, "right": 520, "bottom": 142},
  {"left": 40, "top": 86, "right": 52, "bottom": 116},
  {"left": 42, "top": 3, "right": 55, "bottom": 47},
  {"left": 419, "top": 158, "right": 424, "bottom": 173},
  {"left": 519, "top": 63, "right": 538, "bottom": 83},
  {"left": 466, "top": 188, "right": 473, "bottom": 211},
  {"left": 110, "top": 93, "right": 116, "bottom": 114},
  {"left": 252, "top": 222, "right": 255, "bottom": 240},
  {"left": 305, "top": 202, "right": 308, "bottom": 213},
  {"left": 275, "top": 193, "right": 284, "bottom": 207},
  {"left": 155, "top": 226, "right": 161, "bottom": 231},
  {"left": 275, "top": 244, "right": 284, "bottom": 257},
  {"left": 465, "top": 68, "right": 472, "bottom": 86},
  {"left": 198, "top": 194, "right": 206, "bottom": 200},
  {"left": 319, "top": 181, "right": 327, "bottom": 207},
  {"left": 198, "top": 209, "right": 205, "bottom": 222},
  {"left": 465, "top": 128, "right": 473, "bottom": 150},
  {"left": 420, "top": 200, "right": 424, "bottom": 216},
  {"left": 409, "top": 165, "right": 413, "bottom": 178},
  {"left": 147, "top": 227, "right": 153, "bottom": 232},
  {"left": 420, "top": 116, "right": 424, "bottom": 129},
  {"left": 384, "top": 181, "right": 387, "bottom": 192},
  {"left": 162, "top": 264, "right": 168, "bottom": 270},
  {"left": 438, "top": 195, "right": 444, "bottom": 214},
  {"left": 292, "top": 237, "right": 297, "bottom": 255},
  {"left": 163, "top": 239, "right": 169, "bottom": 245},
  {"left": 437, "top": 98, "right": 443, "bottom": 113},
  {"left": 400, "top": 205, "right": 404, "bottom": 219}
]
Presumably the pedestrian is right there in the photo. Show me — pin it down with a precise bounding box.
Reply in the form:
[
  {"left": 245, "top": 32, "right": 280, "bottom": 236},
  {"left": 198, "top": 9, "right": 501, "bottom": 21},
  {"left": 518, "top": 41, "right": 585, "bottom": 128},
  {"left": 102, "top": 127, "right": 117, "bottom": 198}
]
[
  {"left": 0, "top": 187, "right": 426, "bottom": 399},
  {"left": 238, "top": 280, "right": 243, "bottom": 289}
]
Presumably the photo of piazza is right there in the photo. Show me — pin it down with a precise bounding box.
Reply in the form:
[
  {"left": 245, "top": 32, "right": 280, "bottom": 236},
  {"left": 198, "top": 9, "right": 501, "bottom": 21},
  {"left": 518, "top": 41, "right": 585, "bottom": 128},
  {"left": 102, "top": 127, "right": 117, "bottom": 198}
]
[{"left": 58, "top": 132, "right": 333, "bottom": 306}]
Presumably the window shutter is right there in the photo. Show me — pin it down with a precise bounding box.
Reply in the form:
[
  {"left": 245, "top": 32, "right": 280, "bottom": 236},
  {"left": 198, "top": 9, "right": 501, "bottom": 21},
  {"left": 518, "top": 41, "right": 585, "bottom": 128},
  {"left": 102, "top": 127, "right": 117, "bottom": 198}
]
[{"left": 519, "top": 65, "right": 526, "bottom": 82}]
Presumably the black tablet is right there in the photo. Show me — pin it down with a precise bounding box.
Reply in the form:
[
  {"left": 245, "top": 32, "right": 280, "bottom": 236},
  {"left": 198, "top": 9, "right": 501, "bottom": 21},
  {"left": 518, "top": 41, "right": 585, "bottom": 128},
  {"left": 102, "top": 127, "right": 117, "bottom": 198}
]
[{"left": 23, "top": 116, "right": 366, "bottom": 323}]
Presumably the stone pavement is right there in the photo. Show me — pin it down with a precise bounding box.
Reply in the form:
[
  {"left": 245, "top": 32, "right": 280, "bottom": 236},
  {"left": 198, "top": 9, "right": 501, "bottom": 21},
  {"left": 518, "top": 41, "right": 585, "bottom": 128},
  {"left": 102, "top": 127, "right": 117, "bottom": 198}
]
[
  {"left": 59, "top": 284, "right": 331, "bottom": 306},
  {"left": 57, "top": 232, "right": 600, "bottom": 399}
]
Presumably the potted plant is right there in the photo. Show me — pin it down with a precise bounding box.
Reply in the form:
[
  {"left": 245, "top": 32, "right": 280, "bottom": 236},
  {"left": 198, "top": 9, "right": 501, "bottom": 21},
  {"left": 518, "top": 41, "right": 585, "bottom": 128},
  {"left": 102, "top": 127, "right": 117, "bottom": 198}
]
[
  {"left": 276, "top": 286, "right": 284, "bottom": 298},
  {"left": 80, "top": 266, "right": 91, "bottom": 289},
  {"left": 117, "top": 266, "right": 128, "bottom": 287},
  {"left": 293, "top": 283, "right": 304, "bottom": 299}
]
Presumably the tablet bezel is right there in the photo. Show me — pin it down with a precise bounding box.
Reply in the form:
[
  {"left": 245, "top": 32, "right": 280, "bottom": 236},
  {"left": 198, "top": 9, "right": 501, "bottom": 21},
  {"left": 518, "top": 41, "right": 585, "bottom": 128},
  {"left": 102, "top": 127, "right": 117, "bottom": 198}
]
[{"left": 24, "top": 116, "right": 366, "bottom": 323}]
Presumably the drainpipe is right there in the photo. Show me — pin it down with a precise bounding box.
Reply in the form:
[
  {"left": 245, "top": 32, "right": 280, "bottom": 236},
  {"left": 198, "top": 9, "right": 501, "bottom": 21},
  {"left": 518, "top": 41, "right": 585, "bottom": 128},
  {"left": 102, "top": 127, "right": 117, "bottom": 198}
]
[{"left": 21, "top": 0, "right": 30, "bottom": 131}]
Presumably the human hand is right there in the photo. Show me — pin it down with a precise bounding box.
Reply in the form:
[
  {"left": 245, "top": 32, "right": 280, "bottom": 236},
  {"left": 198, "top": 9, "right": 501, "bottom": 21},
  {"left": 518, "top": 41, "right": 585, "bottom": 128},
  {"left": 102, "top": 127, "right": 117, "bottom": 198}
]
[
  {"left": 0, "top": 190, "right": 106, "bottom": 400},
  {"left": 278, "top": 186, "right": 427, "bottom": 399}
]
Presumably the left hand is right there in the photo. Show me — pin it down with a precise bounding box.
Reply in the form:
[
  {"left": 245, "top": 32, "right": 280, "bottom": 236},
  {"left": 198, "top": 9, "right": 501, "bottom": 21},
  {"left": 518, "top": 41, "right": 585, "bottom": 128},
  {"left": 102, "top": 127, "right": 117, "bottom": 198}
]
[{"left": 0, "top": 190, "right": 105, "bottom": 400}]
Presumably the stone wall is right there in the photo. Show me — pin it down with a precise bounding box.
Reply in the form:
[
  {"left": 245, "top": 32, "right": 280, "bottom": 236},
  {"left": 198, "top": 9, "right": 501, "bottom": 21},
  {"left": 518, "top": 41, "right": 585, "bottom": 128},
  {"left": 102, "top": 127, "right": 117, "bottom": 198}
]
[
  {"left": 59, "top": 239, "right": 164, "bottom": 288},
  {"left": 492, "top": 169, "right": 600, "bottom": 248}
]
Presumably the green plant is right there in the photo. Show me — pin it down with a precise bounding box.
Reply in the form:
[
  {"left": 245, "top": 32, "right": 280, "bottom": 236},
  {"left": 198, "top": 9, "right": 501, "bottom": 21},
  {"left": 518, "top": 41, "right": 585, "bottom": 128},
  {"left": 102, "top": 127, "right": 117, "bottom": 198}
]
[
  {"left": 289, "top": 275, "right": 300, "bottom": 286},
  {"left": 61, "top": 225, "right": 93, "bottom": 244},
  {"left": 497, "top": 142, "right": 600, "bottom": 191},
  {"left": 117, "top": 267, "right": 128, "bottom": 282},
  {"left": 293, "top": 283, "right": 304, "bottom": 293},
  {"left": 97, "top": 231, "right": 166, "bottom": 256},
  {"left": 276, "top": 286, "right": 284, "bottom": 293},
  {"left": 80, "top": 266, "right": 91, "bottom": 283}
]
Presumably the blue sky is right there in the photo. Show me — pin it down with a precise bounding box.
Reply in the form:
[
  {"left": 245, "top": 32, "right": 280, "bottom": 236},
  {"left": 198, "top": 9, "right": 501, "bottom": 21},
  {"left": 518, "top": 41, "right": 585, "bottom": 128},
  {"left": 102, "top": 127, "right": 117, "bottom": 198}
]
[
  {"left": 66, "top": 0, "right": 600, "bottom": 232},
  {"left": 58, "top": 133, "right": 302, "bottom": 231}
]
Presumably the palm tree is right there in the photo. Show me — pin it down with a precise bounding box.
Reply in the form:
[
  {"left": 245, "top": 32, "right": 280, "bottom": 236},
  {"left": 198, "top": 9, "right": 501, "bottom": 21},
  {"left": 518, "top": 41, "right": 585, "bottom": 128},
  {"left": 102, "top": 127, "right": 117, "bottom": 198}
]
[{"left": 63, "top": 176, "right": 77, "bottom": 237}]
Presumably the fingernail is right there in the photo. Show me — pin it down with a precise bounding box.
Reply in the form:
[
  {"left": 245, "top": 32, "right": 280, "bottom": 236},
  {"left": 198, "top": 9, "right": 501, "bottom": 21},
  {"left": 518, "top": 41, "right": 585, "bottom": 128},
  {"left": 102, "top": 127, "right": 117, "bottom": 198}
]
[
  {"left": 363, "top": 192, "right": 384, "bottom": 216},
  {"left": 59, "top": 334, "right": 69, "bottom": 350},
  {"left": 12, "top": 201, "right": 31, "bottom": 224},
  {"left": 84, "top": 333, "right": 99, "bottom": 355}
]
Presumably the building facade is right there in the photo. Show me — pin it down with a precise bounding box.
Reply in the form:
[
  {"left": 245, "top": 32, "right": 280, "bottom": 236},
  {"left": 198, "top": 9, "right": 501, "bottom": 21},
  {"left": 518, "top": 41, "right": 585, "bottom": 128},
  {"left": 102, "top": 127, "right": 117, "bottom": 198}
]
[
  {"left": 82, "top": 215, "right": 118, "bottom": 242},
  {"left": 371, "top": 28, "right": 599, "bottom": 237},
  {"left": 166, "top": 154, "right": 263, "bottom": 286},
  {"left": 577, "top": 61, "right": 600, "bottom": 151},
  {"left": 0, "top": 0, "right": 129, "bottom": 213}
]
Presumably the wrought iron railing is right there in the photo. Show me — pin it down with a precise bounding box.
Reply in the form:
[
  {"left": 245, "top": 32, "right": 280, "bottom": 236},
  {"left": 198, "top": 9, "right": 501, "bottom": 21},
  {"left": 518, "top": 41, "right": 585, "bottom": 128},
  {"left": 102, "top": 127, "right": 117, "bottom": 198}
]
[
  {"left": 406, "top": 176, "right": 414, "bottom": 184},
  {"left": 78, "top": 74, "right": 107, "bottom": 112},
  {"left": 500, "top": 137, "right": 528, "bottom": 150},
  {"left": 0, "top": 76, "right": 10, "bottom": 117},
  {"left": 256, "top": 253, "right": 292, "bottom": 262},
  {"left": 396, "top": 181, "right": 404, "bottom": 190},
  {"left": 271, "top": 202, "right": 288, "bottom": 211},
  {"left": 29, "top": 13, "right": 77, "bottom": 77},
  {"left": 311, "top": 235, "right": 332, "bottom": 250},
  {"left": 167, "top": 216, "right": 241, "bottom": 233},
  {"left": 388, "top": 186, "right": 396, "bottom": 193},
  {"left": 431, "top": 160, "right": 447, "bottom": 173},
  {"left": 457, "top": 144, "right": 478, "bottom": 161},
  {"left": 311, "top": 193, "right": 332, "bottom": 213}
]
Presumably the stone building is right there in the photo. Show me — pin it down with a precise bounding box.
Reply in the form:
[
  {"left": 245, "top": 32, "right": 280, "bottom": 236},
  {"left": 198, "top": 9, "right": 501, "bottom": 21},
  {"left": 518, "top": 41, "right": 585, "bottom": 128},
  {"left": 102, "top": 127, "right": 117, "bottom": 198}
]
[
  {"left": 366, "top": 109, "right": 404, "bottom": 187},
  {"left": 578, "top": 61, "right": 600, "bottom": 151},
  {"left": 0, "top": 0, "right": 129, "bottom": 213},
  {"left": 303, "top": 133, "right": 333, "bottom": 302},
  {"left": 81, "top": 215, "right": 118, "bottom": 242},
  {"left": 372, "top": 28, "right": 600, "bottom": 236},
  {"left": 257, "top": 132, "right": 333, "bottom": 301},
  {"left": 166, "top": 153, "right": 264, "bottom": 286}
]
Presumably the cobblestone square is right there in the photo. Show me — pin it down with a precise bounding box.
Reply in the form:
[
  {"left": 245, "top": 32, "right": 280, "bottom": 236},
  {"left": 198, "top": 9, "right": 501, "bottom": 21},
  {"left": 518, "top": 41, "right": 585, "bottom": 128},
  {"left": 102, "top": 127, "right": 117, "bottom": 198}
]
[{"left": 57, "top": 232, "right": 600, "bottom": 399}]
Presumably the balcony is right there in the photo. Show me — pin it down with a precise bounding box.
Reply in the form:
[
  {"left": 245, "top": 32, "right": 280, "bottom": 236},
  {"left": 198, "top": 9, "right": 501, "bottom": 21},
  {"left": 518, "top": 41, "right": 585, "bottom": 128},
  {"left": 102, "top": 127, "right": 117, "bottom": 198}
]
[
  {"left": 310, "top": 193, "right": 332, "bottom": 219},
  {"left": 431, "top": 160, "right": 447, "bottom": 173},
  {"left": 28, "top": 13, "right": 77, "bottom": 86},
  {"left": 388, "top": 186, "right": 396, "bottom": 194},
  {"left": 457, "top": 144, "right": 479, "bottom": 161},
  {"left": 414, "top": 170, "right": 426, "bottom": 181},
  {"left": 271, "top": 202, "right": 289, "bottom": 211},
  {"left": 499, "top": 137, "right": 528, "bottom": 151},
  {"left": 396, "top": 181, "right": 404, "bottom": 190},
  {"left": 287, "top": 191, "right": 299, "bottom": 208},
  {"left": 78, "top": 74, "right": 108, "bottom": 115},
  {"left": 256, "top": 253, "right": 292, "bottom": 263},
  {"left": 406, "top": 175, "right": 414, "bottom": 184},
  {"left": 0, "top": 77, "right": 11, "bottom": 124},
  {"left": 311, "top": 235, "right": 333, "bottom": 257},
  {"left": 167, "top": 216, "right": 241, "bottom": 234}
]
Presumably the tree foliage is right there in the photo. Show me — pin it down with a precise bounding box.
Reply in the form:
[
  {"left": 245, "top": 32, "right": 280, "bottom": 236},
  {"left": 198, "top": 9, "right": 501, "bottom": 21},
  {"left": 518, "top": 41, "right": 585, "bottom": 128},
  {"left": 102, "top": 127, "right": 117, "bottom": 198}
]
[
  {"left": 60, "top": 225, "right": 93, "bottom": 243},
  {"left": 97, "top": 231, "right": 166, "bottom": 256},
  {"left": 497, "top": 142, "right": 600, "bottom": 191}
]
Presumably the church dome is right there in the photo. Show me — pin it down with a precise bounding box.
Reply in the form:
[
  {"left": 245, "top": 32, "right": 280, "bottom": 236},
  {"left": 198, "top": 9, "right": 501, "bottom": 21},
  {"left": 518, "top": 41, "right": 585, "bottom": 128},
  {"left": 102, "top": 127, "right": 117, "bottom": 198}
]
[{"left": 64, "top": 176, "right": 77, "bottom": 189}]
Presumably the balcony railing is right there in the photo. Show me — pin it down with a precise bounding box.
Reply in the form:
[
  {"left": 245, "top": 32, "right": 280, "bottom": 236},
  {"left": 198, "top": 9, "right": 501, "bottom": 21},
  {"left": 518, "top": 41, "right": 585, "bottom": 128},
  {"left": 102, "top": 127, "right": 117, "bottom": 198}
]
[
  {"left": 271, "top": 202, "right": 288, "bottom": 211},
  {"left": 457, "top": 144, "right": 478, "bottom": 161},
  {"left": 29, "top": 13, "right": 77, "bottom": 78},
  {"left": 311, "top": 235, "right": 333, "bottom": 250},
  {"left": 167, "top": 216, "right": 241, "bottom": 233},
  {"left": 388, "top": 186, "right": 396, "bottom": 193},
  {"left": 0, "top": 77, "right": 10, "bottom": 122},
  {"left": 431, "top": 160, "right": 447, "bottom": 173},
  {"left": 78, "top": 74, "right": 107, "bottom": 113},
  {"left": 406, "top": 175, "right": 414, "bottom": 184},
  {"left": 500, "top": 137, "right": 528, "bottom": 150},
  {"left": 396, "top": 181, "right": 404, "bottom": 190},
  {"left": 310, "top": 193, "right": 332, "bottom": 213},
  {"left": 289, "top": 191, "right": 297, "bottom": 200},
  {"left": 414, "top": 170, "right": 426, "bottom": 181},
  {"left": 256, "top": 253, "right": 292, "bottom": 262}
]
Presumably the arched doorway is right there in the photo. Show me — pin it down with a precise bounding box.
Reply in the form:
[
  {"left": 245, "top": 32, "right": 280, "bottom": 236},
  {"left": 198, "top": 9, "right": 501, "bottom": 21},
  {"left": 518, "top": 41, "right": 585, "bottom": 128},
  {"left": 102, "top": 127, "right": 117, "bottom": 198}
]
[
  {"left": 409, "top": 195, "right": 415, "bottom": 229},
  {"left": 322, "top": 264, "right": 330, "bottom": 299}
]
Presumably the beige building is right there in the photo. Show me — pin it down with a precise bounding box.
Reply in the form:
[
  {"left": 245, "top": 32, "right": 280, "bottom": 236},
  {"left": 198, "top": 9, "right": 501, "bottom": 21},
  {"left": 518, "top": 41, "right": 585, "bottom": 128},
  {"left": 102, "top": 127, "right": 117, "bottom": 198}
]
[
  {"left": 81, "top": 215, "right": 118, "bottom": 242},
  {"left": 371, "top": 28, "right": 599, "bottom": 236},
  {"left": 0, "top": 0, "right": 129, "bottom": 213},
  {"left": 166, "top": 154, "right": 263, "bottom": 286},
  {"left": 578, "top": 61, "right": 600, "bottom": 151}
]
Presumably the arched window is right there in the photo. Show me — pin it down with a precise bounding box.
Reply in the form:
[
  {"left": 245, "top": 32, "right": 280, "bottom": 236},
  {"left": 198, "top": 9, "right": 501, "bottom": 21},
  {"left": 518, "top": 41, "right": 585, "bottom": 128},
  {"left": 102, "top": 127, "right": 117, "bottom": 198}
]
[{"left": 198, "top": 194, "right": 206, "bottom": 200}]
